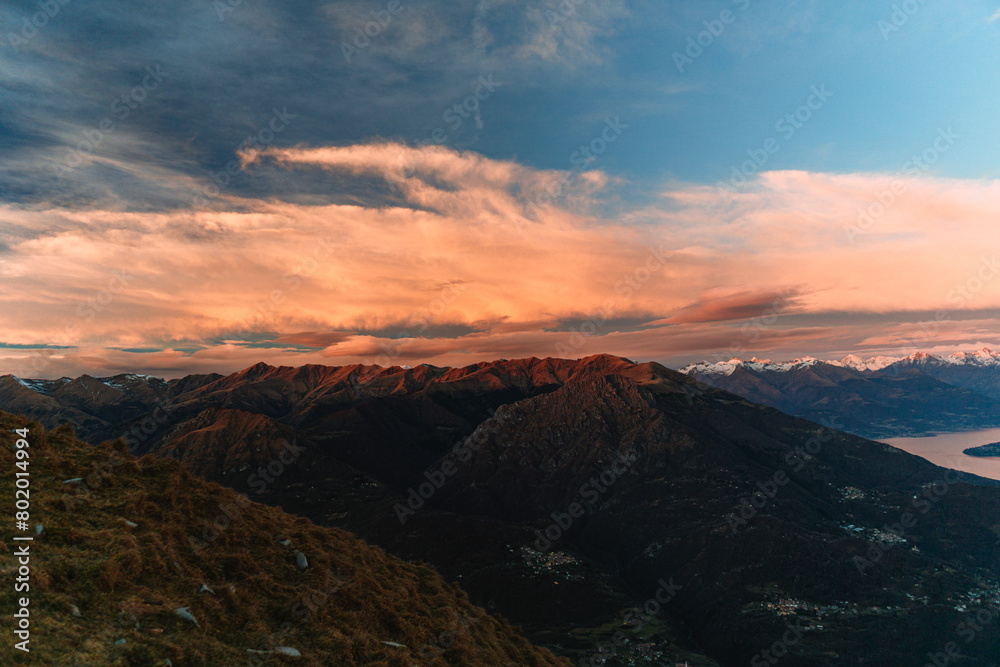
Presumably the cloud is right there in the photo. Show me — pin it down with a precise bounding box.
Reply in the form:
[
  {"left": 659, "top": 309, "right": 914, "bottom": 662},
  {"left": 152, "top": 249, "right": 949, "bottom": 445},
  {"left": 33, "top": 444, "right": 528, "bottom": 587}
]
[
  {"left": 991, "top": 8, "right": 1000, "bottom": 23},
  {"left": 272, "top": 332, "right": 357, "bottom": 348},
  {"left": 4, "top": 142, "right": 1000, "bottom": 377},
  {"left": 241, "top": 141, "right": 613, "bottom": 220},
  {"left": 1, "top": 141, "right": 667, "bottom": 376},
  {"left": 652, "top": 288, "right": 804, "bottom": 325},
  {"left": 0, "top": 0, "right": 635, "bottom": 214},
  {"left": 513, "top": 1, "right": 630, "bottom": 67}
]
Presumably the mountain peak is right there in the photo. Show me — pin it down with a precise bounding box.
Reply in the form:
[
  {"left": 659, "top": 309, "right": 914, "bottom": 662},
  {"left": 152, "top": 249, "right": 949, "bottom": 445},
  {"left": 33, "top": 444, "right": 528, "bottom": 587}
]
[
  {"left": 679, "top": 356, "right": 821, "bottom": 376},
  {"left": 685, "top": 348, "right": 1000, "bottom": 375},
  {"left": 578, "top": 353, "right": 635, "bottom": 364},
  {"left": 237, "top": 361, "right": 281, "bottom": 380},
  {"left": 574, "top": 353, "right": 637, "bottom": 372},
  {"left": 948, "top": 347, "right": 1000, "bottom": 365},
  {"left": 247, "top": 361, "right": 276, "bottom": 371}
]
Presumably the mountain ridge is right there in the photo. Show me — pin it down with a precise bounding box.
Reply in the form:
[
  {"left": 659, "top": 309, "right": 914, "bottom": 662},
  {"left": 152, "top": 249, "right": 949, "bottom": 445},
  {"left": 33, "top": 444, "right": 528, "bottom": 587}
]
[
  {"left": 679, "top": 348, "right": 1000, "bottom": 438},
  {"left": 4, "top": 354, "right": 1000, "bottom": 664},
  {"left": 680, "top": 346, "right": 1000, "bottom": 376}
]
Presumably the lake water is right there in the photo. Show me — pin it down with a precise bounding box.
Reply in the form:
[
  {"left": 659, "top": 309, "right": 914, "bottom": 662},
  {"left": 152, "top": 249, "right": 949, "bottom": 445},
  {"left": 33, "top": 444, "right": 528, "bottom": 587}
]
[{"left": 882, "top": 428, "right": 1000, "bottom": 482}]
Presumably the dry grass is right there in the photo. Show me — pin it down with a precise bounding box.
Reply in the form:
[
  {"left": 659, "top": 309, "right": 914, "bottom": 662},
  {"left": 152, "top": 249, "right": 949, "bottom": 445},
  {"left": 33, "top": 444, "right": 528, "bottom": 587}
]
[{"left": 0, "top": 412, "right": 571, "bottom": 666}]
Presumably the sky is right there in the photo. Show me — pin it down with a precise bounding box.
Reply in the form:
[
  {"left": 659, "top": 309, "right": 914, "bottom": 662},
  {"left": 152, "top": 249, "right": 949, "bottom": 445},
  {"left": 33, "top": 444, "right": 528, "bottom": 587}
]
[{"left": 3, "top": 0, "right": 1000, "bottom": 378}]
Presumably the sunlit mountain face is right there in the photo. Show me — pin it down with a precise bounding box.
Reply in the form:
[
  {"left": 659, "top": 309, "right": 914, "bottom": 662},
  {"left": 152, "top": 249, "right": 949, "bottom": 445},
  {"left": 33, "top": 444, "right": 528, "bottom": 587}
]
[{"left": 4, "top": 2, "right": 1000, "bottom": 666}]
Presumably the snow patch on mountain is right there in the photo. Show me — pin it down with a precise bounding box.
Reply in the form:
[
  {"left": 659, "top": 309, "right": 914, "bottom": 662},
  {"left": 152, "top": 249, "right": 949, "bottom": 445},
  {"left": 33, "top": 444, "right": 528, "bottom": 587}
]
[
  {"left": 10, "top": 377, "right": 72, "bottom": 393},
  {"left": 679, "top": 348, "right": 1000, "bottom": 375},
  {"left": 946, "top": 347, "right": 1000, "bottom": 366},
  {"left": 97, "top": 374, "right": 166, "bottom": 391},
  {"left": 829, "top": 354, "right": 901, "bottom": 372},
  {"left": 13, "top": 377, "right": 49, "bottom": 392},
  {"left": 679, "top": 357, "right": 820, "bottom": 376}
]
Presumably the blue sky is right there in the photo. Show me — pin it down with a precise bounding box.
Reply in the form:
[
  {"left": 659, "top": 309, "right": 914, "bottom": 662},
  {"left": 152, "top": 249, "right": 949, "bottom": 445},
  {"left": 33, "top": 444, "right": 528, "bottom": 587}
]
[
  {"left": 4, "top": 0, "right": 999, "bottom": 205},
  {"left": 2, "top": 0, "right": 1000, "bottom": 377}
]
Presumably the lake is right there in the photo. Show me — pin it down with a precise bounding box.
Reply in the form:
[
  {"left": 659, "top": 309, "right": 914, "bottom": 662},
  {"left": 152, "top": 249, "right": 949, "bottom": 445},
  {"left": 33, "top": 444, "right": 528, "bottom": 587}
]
[{"left": 882, "top": 428, "right": 1000, "bottom": 482}]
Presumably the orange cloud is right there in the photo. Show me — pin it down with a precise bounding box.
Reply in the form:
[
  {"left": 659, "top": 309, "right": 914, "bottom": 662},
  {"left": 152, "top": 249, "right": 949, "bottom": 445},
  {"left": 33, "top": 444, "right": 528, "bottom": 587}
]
[
  {"left": 3, "top": 143, "right": 1000, "bottom": 377},
  {"left": 652, "top": 287, "right": 804, "bottom": 325}
]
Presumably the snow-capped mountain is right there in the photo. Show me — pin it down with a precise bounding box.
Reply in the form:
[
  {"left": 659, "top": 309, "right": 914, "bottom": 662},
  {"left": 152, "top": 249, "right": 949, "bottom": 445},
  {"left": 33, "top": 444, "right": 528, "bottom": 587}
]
[
  {"left": 829, "top": 354, "right": 902, "bottom": 372},
  {"left": 678, "top": 348, "right": 1000, "bottom": 439},
  {"left": 680, "top": 348, "right": 1000, "bottom": 377},
  {"left": 862, "top": 348, "right": 1000, "bottom": 371},
  {"left": 11, "top": 376, "right": 71, "bottom": 393},
  {"left": 0, "top": 372, "right": 177, "bottom": 442},
  {"left": 7, "top": 373, "right": 167, "bottom": 397},
  {"left": 878, "top": 348, "right": 1000, "bottom": 402},
  {"left": 679, "top": 356, "right": 821, "bottom": 376},
  {"left": 944, "top": 347, "right": 1000, "bottom": 366}
]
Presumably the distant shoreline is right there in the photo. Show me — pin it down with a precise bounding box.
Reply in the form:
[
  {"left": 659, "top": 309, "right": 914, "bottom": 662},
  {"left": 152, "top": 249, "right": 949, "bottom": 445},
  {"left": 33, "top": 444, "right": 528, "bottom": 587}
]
[{"left": 963, "top": 442, "right": 1000, "bottom": 458}]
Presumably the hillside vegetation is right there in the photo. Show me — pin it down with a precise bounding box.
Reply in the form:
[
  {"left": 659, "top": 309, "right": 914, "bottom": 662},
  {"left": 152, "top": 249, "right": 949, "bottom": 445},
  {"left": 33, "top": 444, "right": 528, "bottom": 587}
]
[{"left": 0, "top": 412, "right": 569, "bottom": 666}]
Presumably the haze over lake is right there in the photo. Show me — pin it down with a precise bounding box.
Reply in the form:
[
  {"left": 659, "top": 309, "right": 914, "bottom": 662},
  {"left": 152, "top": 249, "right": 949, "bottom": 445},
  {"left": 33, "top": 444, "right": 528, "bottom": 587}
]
[{"left": 883, "top": 428, "right": 1000, "bottom": 482}]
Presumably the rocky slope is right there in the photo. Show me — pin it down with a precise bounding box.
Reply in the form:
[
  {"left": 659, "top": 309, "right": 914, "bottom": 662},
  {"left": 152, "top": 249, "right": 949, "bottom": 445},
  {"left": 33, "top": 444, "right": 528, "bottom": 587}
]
[{"left": 0, "top": 412, "right": 570, "bottom": 666}]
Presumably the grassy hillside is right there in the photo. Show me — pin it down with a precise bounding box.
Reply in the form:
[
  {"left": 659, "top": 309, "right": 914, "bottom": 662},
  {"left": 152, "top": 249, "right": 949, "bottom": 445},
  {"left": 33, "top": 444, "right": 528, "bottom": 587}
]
[{"left": 0, "top": 412, "right": 570, "bottom": 666}]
